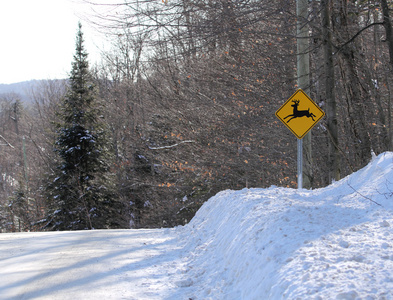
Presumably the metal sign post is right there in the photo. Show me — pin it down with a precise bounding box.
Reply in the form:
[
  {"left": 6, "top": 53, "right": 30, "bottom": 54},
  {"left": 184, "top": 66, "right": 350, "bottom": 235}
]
[
  {"left": 275, "top": 89, "right": 324, "bottom": 189},
  {"left": 297, "top": 139, "right": 303, "bottom": 189}
]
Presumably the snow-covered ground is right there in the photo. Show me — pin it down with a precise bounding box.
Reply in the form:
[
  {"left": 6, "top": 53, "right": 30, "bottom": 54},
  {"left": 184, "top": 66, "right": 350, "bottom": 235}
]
[{"left": 1, "top": 152, "right": 393, "bottom": 299}]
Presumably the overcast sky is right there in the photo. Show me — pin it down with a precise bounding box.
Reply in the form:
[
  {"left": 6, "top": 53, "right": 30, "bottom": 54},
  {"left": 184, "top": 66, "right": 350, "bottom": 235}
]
[{"left": 0, "top": 0, "right": 111, "bottom": 84}]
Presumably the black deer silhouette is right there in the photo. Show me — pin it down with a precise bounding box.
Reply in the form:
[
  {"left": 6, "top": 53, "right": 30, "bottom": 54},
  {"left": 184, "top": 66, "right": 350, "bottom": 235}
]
[{"left": 284, "top": 100, "right": 316, "bottom": 123}]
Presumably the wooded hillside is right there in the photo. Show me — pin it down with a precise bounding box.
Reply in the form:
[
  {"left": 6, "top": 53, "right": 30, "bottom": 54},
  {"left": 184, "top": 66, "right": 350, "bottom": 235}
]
[{"left": 1, "top": 0, "right": 392, "bottom": 231}]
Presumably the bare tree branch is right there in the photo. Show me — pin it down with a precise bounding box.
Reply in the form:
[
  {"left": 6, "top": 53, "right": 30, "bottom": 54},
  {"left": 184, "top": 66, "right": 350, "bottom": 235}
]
[
  {"left": 148, "top": 140, "right": 195, "bottom": 150},
  {"left": 347, "top": 182, "right": 382, "bottom": 207},
  {"left": 0, "top": 134, "right": 14, "bottom": 148}
]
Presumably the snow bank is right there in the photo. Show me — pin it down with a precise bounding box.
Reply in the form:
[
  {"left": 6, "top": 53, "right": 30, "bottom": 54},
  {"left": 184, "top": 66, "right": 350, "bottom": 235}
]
[
  {"left": 2, "top": 152, "right": 393, "bottom": 300},
  {"left": 176, "top": 152, "right": 393, "bottom": 299}
]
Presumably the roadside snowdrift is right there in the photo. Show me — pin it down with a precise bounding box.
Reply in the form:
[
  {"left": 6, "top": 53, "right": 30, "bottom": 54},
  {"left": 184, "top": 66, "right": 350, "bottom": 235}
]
[
  {"left": 1, "top": 152, "right": 393, "bottom": 299},
  {"left": 177, "top": 152, "right": 393, "bottom": 299}
]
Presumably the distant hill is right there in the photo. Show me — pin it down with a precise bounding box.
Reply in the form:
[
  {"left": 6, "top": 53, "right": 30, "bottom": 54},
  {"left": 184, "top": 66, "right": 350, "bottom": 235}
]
[
  {"left": 0, "top": 80, "right": 41, "bottom": 104},
  {"left": 0, "top": 80, "right": 67, "bottom": 104}
]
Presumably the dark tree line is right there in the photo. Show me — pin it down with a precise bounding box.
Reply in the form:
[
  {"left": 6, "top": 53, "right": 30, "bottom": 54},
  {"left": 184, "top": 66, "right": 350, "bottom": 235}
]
[
  {"left": 1, "top": 0, "right": 393, "bottom": 231},
  {"left": 45, "top": 23, "right": 126, "bottom": 230}
]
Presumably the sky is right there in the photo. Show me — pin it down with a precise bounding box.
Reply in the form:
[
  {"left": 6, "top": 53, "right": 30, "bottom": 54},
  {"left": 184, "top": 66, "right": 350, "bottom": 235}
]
[{"left": 0, "top": 0, "right": 112, "bottom": 84}]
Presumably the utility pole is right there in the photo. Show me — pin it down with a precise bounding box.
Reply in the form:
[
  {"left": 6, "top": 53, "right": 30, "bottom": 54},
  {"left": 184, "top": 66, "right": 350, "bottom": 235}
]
[{"left": 297, "top": 0, "right": 312, "bottom": 189}]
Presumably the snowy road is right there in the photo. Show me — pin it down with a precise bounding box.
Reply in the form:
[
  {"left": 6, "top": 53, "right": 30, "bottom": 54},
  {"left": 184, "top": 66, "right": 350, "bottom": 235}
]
[
  {"left": 2, "top": 152, "right": 393, "bottom": 299},
  {"left": 0, "top": 229, "right": 184, "bottom": 300}
]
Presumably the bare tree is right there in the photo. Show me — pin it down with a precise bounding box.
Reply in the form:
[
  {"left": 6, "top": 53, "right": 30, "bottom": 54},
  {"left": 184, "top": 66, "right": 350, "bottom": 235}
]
[{"left": 321, "top": 0, "right": 340, "bottom": 182}]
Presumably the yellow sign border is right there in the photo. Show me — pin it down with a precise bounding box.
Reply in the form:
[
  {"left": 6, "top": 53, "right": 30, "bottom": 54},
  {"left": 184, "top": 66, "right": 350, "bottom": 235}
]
[{"left": 275, "top": 89, "right": 325, "bottom": 139}]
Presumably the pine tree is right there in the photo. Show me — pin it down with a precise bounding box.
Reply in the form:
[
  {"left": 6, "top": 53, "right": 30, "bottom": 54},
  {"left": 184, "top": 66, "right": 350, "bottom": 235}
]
[{"left": 46, "top": 23, "right": 124, "bottom": 230}]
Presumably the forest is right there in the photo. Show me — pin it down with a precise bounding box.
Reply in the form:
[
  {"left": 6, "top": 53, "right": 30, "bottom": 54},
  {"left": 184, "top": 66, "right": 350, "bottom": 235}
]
[{"left": 1, "top": 0, "right": 393, "bottom": 232}]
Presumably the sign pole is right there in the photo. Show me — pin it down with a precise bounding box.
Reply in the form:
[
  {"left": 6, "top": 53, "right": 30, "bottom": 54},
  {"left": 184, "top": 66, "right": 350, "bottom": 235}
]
[
  {"left": 297, "top": 139, "right": 303, "bottom": 189},
  {"left": 275, "top": 89, "right": 324, "bottom": 190}
]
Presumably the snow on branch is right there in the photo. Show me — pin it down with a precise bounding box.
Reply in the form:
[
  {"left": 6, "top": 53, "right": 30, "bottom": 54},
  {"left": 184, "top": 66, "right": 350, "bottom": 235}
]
[
  {"left": 0, "top": 134, "right": 14, "bottom": 148},
  {"left": 148, "top": 140, "right": 195, "bottom": 150}
]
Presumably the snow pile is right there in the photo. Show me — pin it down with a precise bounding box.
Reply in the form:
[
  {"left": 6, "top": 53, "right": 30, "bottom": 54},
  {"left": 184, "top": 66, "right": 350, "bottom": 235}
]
[
  {"left": 176, "top": 152, "right": 393, "bottom": 299},
  {"left": 1, "top": 152, "right": 393, "bottom": 299}
]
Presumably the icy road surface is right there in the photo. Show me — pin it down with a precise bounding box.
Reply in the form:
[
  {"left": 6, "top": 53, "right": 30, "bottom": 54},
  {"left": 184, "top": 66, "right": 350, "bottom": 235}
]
[
  {"left": 0, "top": 229, "right": 184, "bottom": 300},
  {"left": 2, "top": 152, "right": 393, "bottom": 299}
]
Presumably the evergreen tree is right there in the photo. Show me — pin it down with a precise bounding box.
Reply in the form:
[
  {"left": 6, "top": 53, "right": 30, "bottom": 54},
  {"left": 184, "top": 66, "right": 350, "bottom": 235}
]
[{"left": 46, "top": 23, "right": 125, "bottom": 230}]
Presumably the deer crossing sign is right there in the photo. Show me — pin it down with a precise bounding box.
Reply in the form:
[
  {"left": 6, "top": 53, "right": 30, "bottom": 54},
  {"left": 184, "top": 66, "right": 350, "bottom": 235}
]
[{"left": 275, "top": 89, "right": 325, "bottom": 139}]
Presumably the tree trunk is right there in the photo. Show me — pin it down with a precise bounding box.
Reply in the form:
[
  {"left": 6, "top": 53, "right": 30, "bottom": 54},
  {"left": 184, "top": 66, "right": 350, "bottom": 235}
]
[
  {"left": 335, "top": 0, "right": 371, "bottom": 168},
  {"left": 381, "top": 0, "right": 393, "bottom": 150},
  {"left": 321, "top": 0, "right": 340, "bottom": 182}
]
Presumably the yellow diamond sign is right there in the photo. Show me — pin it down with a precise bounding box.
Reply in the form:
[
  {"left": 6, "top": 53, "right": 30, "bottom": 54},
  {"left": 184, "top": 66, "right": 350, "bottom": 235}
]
[{"left": 276, "top": 89, "right": 325, "bottom": 139}]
